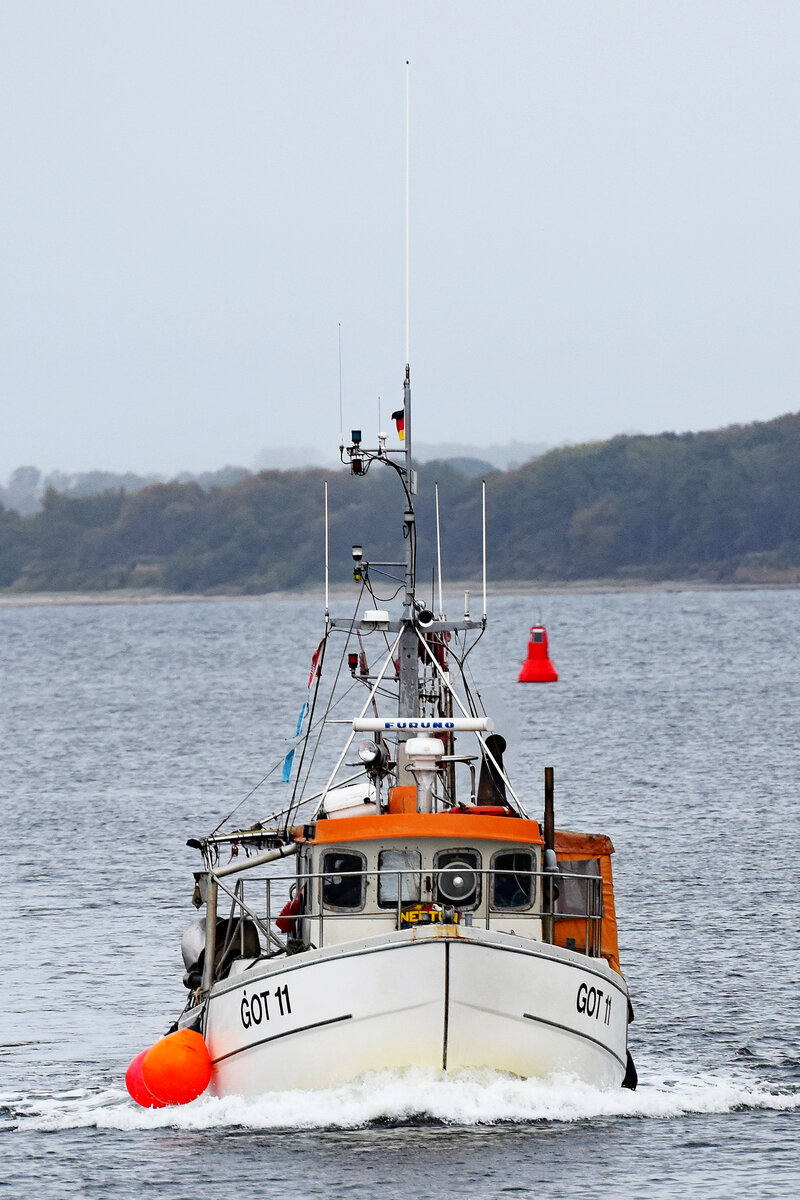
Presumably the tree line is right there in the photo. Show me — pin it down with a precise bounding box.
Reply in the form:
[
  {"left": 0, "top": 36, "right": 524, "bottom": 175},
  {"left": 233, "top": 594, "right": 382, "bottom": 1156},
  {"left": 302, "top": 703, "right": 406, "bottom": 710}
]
[{"left": 1, "top": 411, "right": 798, "bottom": 592}]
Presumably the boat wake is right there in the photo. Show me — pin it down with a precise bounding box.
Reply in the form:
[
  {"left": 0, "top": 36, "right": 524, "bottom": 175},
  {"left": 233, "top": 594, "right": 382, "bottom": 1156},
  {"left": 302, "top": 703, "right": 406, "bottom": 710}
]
[{"left": 4, "top": 1065, "right": 799, "bottom": 1133}]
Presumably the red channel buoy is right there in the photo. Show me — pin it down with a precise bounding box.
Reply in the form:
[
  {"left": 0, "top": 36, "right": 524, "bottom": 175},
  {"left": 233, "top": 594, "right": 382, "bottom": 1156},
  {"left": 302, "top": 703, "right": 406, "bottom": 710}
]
[
  {"left": 518, "top": 624, "right": 558, "bottom": 683},
  {"left": 126, "top": 1029, "right": 212, "bottom": 1108}
]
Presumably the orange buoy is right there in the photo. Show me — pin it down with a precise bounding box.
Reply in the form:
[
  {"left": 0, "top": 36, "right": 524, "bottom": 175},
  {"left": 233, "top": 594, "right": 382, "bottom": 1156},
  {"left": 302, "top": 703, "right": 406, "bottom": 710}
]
[
  {"left": 518, "top": 624, "right": 558, "bottom": 683},
  {"left": 126, "top": 1029, "right": 212, "bottom": 1108},
  {"left": 143, "top": 1029, "right": 212, "bottom": 1105},
  {"left": 125, "top": 1047, "right": 167, "bottom": 1108}
]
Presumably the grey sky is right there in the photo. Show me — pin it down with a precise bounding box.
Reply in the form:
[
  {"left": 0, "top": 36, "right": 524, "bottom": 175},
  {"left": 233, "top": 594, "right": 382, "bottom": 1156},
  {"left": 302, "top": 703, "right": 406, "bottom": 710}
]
[{"left": 2, "top": 2, "right": 798, "bottom": 479}]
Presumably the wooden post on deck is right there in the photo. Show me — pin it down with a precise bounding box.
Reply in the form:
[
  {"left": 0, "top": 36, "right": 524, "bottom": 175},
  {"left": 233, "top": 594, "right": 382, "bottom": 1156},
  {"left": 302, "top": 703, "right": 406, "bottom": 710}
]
[{"left": 543, "top": 767, "right": 555, "bottom": 945}]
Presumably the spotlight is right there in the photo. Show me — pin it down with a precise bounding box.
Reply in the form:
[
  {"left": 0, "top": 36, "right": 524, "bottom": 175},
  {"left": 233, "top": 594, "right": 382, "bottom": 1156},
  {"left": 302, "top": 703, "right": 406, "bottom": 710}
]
[{"left": 358, "top": 740, "right": 390, "bottom": 778}]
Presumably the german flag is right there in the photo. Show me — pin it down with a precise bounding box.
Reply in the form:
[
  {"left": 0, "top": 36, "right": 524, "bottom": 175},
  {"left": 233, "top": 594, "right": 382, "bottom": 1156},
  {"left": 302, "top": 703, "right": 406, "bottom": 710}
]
[{"left": 392, "top": 409, "right": 405, "bottom": 441}]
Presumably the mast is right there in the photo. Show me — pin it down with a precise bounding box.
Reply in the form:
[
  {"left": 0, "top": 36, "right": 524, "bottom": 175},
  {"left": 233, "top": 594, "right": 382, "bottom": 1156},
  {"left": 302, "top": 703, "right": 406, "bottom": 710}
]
[
  {"left": 396, "top": 363, "right": 418, "bottom": 782},
  {"left": 396, "top": 61, "right": 418, "bottom": 777},
  {"left": 402, "top": 364, "right": 413, "bottom": 617}
]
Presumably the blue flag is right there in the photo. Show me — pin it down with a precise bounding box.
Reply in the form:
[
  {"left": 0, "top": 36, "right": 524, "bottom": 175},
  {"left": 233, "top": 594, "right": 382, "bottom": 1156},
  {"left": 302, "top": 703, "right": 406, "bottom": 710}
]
[
  {"left": 295, "top": 703, "right": 308, "bottom": 737},
  {"left": 282, "top": 748, "right": 295, "bottom": 784}
]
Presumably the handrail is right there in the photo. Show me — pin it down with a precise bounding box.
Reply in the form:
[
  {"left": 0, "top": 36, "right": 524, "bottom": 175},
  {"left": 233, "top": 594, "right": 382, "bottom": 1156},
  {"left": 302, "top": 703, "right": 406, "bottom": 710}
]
[{"left": 200, "top": 863, "right": 604, "bottom": 988}]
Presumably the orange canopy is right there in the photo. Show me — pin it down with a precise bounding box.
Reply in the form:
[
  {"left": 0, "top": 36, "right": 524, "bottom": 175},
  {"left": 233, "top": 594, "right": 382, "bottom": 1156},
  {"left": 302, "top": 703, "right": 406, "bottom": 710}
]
[{"left": 553, "top": 828, "right": 622, "bottom": 977}]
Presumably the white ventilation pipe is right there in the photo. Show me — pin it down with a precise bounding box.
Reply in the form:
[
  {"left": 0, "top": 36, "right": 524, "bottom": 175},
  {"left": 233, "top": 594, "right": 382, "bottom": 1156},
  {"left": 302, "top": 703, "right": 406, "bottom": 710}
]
[{"left": 404, "top": 735, "right": 445, "bottom": 813}]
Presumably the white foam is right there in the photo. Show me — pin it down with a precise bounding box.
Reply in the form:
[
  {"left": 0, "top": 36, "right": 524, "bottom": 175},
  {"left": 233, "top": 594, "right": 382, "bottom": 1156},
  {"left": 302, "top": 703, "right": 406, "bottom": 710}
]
[{"left": 4, "top": 1066, "right": 799, "bottom": 1133}]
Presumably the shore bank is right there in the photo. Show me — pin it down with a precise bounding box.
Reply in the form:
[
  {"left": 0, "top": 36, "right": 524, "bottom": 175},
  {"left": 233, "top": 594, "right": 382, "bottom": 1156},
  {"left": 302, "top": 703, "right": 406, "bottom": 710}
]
[{"left": 1, "top": 573, "right": 798, "bottom": 607}]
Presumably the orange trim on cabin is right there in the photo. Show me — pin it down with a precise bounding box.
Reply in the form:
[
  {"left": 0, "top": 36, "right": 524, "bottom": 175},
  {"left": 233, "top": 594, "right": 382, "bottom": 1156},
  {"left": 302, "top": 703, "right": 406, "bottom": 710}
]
[{"left": 309, "top": 811, "right": 543, "bottom": 845}]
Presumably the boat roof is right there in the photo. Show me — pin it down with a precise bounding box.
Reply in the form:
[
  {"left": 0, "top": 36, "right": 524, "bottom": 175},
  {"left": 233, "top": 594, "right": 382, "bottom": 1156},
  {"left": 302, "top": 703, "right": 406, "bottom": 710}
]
[{"left": 299, "top": 811, "right": 544, "bottom": 846}]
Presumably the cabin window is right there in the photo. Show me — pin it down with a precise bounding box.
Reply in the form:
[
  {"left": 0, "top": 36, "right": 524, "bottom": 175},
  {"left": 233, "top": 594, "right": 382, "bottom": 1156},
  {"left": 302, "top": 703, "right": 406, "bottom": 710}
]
[
  {"left": 321, "top": 850, "right": 366, "bottom": 910},
  {"left": 555, "top": 859, "right": 602, "bottom": 917},
  {"left": 434, "top": 848, "right": 481, "bottom": 908},
  {"left": 532, "top": 630, "right": 544, "bottom": 643},
  {"left": 378, "top": 848, "right": 421, "bottom": 907},
  {"left": 491, "top": 850, "right": 535, "bottom": 909}
]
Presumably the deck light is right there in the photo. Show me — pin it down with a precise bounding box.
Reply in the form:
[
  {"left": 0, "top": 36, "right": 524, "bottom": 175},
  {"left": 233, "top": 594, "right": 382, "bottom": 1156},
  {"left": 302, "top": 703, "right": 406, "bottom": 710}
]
[{"left": 358, "top": 740, "right": 389, "bottom": 777}]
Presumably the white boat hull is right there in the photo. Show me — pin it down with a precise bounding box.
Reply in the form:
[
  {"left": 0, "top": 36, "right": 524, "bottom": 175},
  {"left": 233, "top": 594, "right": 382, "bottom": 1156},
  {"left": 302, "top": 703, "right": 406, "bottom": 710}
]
[{"left": 191, "top": 926, "right": 630, "bottom": 1095}]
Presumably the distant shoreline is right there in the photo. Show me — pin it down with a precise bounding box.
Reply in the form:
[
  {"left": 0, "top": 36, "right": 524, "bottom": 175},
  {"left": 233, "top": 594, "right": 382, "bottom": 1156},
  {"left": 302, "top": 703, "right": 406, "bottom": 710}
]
[{"left": 1, "top": 575, "right": 798, "bottom": 608}]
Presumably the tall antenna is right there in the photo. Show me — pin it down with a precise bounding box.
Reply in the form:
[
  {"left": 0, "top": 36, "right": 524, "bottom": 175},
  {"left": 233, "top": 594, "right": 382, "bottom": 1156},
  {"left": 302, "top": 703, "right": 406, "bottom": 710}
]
[
  {"left": 435, "top": 482, "right": 444, "bottom": 618},
  {"left": 324, "top": 480, "right": 330, "bottom": 620},
  {"left": 482, "top": 479, "right": 488, "bottom": 621},
  {"left": 338, "top": 323, "right": 344, "bottom": 449},
  {"left": 405, "top": 60, "right": 410, "bottom": 369}
]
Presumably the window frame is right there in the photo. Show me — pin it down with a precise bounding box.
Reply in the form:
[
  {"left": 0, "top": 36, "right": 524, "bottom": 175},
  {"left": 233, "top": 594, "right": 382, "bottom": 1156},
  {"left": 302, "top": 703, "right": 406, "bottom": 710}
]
[
  {"left": 433, "top": 847, "right": 482, "bottom": 909},
  {"left": 320, "top": 848, "right": 367, "bottom": 912},
  {"left": 553, "top": 858, "right": 602, "bottom": 918},
  {"left": 490, "top": 848, "right": 537, "bottom": 912},
  {"left": 377, "top": 847, "right": 422, "bottom": 909}
]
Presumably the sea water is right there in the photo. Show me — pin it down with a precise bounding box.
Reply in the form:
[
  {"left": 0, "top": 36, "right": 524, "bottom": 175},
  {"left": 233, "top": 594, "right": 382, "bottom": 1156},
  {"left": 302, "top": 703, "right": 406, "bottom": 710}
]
[{"left": 1, "top": 589, "right": 798, "bottom": 1199}]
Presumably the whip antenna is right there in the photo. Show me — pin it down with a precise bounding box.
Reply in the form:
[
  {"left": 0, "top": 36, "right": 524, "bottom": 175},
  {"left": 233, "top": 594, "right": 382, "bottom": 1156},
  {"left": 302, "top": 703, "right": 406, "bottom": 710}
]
[
  {"left": 324, "top": 481, "right": 330, "bottom": 620},
  {"left": 482, "top": 479, "right": 488, "bottom": 621},
  {"left": 405, "top": 60, "right": 410, "bottom": 369},
  {"left": 435, "top": 481, "right": 444, "bottom": 618},
  {"left": 337, "top": 323, "right": 344, "bottom": 451}
]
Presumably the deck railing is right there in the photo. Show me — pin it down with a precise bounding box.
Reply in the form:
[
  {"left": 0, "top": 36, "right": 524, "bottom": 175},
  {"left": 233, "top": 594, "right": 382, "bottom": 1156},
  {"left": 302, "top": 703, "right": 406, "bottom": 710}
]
[{"left": 202, "top": 865, "right": 603, "bottom": 987}]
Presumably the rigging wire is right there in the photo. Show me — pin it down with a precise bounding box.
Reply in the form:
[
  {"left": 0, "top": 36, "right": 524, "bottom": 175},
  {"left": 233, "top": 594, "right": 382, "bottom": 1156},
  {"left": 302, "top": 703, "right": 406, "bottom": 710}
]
[
  {"left": 283, "top": 578, "right": 369, "bottom": 831},
  {"left": 209, "top": 632, "right": 336, "bottom": 836},
  {"left": 208, "top": 583, "right": 368, "bottom": 838},
  {"left": 282, "top": 630, "right": 329, "bottom": 835},
  {"left": 209, "top": 756, "right": 290, "bottom": 837},
  {"left": 365, "top": 576, "right": 404, "bottom": 605}
]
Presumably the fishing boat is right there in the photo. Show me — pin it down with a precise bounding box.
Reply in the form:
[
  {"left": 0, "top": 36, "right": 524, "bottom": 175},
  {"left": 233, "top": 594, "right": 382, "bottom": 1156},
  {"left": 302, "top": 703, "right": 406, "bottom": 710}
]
[{"left": 126, "top": 362, "right": 637, "bottom": 1106}]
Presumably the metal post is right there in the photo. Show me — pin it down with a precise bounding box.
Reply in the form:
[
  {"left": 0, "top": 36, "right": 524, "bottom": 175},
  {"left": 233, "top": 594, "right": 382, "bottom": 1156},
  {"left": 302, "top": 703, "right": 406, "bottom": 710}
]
[
  {"left": 201, "top": 875, "right": 218, "bottom": 994},
  {"left": 397, "top": 376, "right": 418, "bottom": 787},
  {"left": 238, "top": 880, "right": 245, "bottom": 956}
]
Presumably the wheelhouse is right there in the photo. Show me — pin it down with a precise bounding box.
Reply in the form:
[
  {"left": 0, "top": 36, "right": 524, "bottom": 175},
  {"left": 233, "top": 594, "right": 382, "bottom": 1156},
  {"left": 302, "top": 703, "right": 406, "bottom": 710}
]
[
  {"left": 182, "top": 809, "right": 623, "bottom": 995},
  {"left": 295, "top": 811, "right": 545, "bottom": 944}
]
